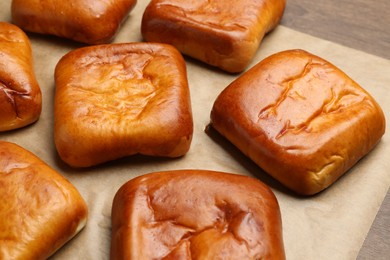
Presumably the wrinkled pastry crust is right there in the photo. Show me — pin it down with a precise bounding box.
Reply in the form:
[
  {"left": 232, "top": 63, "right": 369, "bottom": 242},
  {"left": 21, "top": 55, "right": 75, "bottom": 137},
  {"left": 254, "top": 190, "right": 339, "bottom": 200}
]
[
  {"left": 11, "top": 0, "right": 137, "bottom": 44},
  {"left": 54, "top": 43, "right": 193, "bottom": 167},
  {"left": 111, "top": 170, "right": 285, "bottom": 259},
  {"left": 210, "top": 49, "right": 386, "bottom": 195},
  {"left": 0, "top": 141, "right": 88, "bottom": 260},
  {"left": 0, "top": 22, "right": 41, "bottom": 132},
  {"left": 142, "top": 0, "right": 286, "bottom": 73}
]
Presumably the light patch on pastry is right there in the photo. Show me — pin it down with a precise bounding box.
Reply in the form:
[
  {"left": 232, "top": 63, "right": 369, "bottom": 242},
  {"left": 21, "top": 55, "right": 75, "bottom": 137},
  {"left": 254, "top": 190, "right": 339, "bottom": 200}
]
[
  {"left": 54, "top": 43, "right": 193, "bottom": 167},
  {"left": 210, "top": 49, "right": 386, "bottom": 195},
  {"left": 11, "top": 0, "right": 137, "bottom": 44},
  {"left": 142, "top": 0, "right": 286, "bottom": 73},
  {"left": 0, "top": 141, "right": 88, "bottom": 259},
  {"left": 0, "top": 22, "right": 41, "bottom": 132},
  {"left": 111, "top": 170, "right": 285, "bottom": 259}
]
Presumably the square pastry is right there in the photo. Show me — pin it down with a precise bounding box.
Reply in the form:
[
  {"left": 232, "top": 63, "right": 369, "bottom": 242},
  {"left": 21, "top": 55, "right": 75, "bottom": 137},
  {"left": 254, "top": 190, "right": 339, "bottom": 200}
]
[
  {"left": 210, "top": 49, "right": 386, "bottom": 195},
  {"left": 0, "top": 22, "right": 41, "bottom": 131},
  {"left": 54, "top": 43, "right": 193, "bottom": 167},
  {"left": 0, "top": 141, "right": 88, "bottom": 259},
  {"left": 11, "top": 0, "right": 137, "bottom": 44},
  {"left": 142, "top": 0, "right": 286, "bottom": 73},
  {"left": 111, "top": 170, "right": 285, "bottom": 259}
]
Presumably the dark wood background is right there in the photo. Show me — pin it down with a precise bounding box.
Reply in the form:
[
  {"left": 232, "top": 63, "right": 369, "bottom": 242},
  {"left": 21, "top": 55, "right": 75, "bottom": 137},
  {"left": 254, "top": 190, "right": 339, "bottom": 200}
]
[
  {"left": 281, "top": 0, "right": 390, "bottom": 259},
  {"left": 281, "top": 0, "right": 390, "bottom": 60}
]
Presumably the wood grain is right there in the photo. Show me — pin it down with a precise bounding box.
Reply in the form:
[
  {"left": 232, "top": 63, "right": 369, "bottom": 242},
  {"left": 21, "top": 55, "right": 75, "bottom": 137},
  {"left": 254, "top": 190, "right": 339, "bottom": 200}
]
[
  {"left": 281, "top": 0, "right": 390, "bottom": 60},
  {"left": 357, "top": 191, "right": 390, "bottom": 260}
]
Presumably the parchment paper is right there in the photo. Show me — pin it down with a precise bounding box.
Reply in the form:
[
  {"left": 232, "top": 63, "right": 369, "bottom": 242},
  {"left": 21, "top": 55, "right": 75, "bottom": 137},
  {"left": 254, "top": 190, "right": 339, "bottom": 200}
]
[{"left": 1, "top": 1, "right": 389, "bottom": 259}]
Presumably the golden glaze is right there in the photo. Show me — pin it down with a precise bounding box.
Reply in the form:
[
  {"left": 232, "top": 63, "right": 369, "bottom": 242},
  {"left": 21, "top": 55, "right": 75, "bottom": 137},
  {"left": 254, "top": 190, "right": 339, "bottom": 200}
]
[
  {"left": 142, "top": 0, "right": 286, "bottom": 73},
  {"left": 111, "top": 170, "right": 285, "bottom": 259},
  {"left": 211, "top": 49, "right": 386, "bottom": 195},
  {"left": 0, "top": 141, "right": 88, "bottom": 259},
  {"left": 11, "top": 0, "right": 137, "bottom": 44},
  {"left": 0, "top": 22, "right": 41, "bottom": 132},
  {"left": 54, "top": 43, "right": 193, "bottom": 167}
]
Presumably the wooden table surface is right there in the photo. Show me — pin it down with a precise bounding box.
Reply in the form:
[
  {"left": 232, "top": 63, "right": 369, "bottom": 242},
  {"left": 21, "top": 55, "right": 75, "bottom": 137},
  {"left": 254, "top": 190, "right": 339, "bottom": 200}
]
[{"left": 281, "top": 0, "right": 390, "bottom": 259}]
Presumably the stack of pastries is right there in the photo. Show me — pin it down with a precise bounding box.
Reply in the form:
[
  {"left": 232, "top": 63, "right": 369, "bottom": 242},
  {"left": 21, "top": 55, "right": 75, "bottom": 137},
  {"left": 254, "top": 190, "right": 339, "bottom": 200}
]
[{"left": 0, "top": 0, "right": 386, "bottom": 259}]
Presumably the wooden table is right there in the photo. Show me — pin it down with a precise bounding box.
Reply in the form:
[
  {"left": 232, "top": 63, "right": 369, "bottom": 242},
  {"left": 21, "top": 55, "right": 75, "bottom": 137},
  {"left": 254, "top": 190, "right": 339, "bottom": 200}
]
[{"left": 281, "top": 1, "right": 390, "bottom": 259}]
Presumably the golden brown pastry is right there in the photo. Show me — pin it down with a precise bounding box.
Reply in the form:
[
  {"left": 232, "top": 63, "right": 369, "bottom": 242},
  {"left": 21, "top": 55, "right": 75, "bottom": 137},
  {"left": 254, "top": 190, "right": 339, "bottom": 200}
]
[
  {"left": 0, "top": 141, "right": 88, "bottom": 259},
  {"left": 210, "top": 49, "right": 386, "bottom": 195},
  {"left": 141, "top": 0, "right": 286, "bottom": 73},
  {"left": 54, "top": 42, "right": 193, "bottom": 167},
  {"left": 0, "top": 22, "right": 41, "bottom": 132},
  {"left": 111, "top": 170, "right": 285, "bottom": 259},
  {"left": 11, "top": 0, "right": 137, "bottom": 44}
]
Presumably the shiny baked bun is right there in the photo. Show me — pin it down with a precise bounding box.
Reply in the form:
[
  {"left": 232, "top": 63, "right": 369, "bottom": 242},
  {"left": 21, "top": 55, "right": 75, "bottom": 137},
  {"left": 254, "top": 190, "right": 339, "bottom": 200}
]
[
  {"left": 54, "top": 43, "right": 193, "bottom": 168},
  {"left": 141, "top": 0, "right": 286, "bottom": 73},
  {"left": 111, "top": 170, "right": 285, "bottom": 259},
  {"left": 11, "top": 0, "right": 137, "bottom": 44},
  {"left": 210, "top": 49, "right": 386, "bottom": 195},
  {"left": 0, "top": 22, "right": 41, "bottom": 132},
  {"left": 0, "top": 141, "right": 88, "bottom": 259}
]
